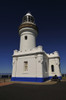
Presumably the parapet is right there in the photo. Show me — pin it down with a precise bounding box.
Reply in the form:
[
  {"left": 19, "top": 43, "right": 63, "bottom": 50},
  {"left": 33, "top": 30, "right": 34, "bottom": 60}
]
[{"left": 47, "top": 51, "right": 60, "bottom": 58}]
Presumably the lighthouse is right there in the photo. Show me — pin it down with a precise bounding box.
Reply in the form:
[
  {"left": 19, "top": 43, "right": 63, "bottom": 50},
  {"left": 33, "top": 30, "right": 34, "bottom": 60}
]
[
  {"left": 19, "top": 13, "right": 38, "bottom": 51},
  {"left": 11, "top": 12, "right": 62, "bottom": 82}
]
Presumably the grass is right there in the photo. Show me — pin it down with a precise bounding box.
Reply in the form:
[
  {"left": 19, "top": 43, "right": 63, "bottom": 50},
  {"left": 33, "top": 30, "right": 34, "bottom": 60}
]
[{"left": 62, "top": 76, "right": 66, "bottom": 80}]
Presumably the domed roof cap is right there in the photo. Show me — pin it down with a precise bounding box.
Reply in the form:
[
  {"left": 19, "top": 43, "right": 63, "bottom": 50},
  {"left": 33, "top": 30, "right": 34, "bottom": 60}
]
[
  {"left": 22, "top": 12, "right": 35, "bottom": 23},
  {"left": 26, "top": 12, "right": 32, "bottom": 16}
]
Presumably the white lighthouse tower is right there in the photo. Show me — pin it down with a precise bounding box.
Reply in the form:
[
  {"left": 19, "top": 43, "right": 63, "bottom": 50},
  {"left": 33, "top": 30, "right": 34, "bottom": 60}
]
[
  {"left": 19, "top": 13, "right": 38, "bottom": 52},
  {"left": 11, "top": 12, "right": 62, "bottom": 82}
]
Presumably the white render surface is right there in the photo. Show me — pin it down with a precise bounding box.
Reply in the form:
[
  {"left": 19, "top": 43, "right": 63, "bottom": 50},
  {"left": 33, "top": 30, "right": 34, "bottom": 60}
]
[
  {"left": 12, "top": 53, "right": 43, "bottom": 78},
  {"left": 12, "top": 13, "right": 61, "bottom": 82},
  {"left": 12, "top": 48, "right": 61, "bottom": 79},
  {"left": 19, "top": 27, "right": 37, "bottom": 51},
  {"left": 47, "top": 52, "right": 61, "bottom": 77}
]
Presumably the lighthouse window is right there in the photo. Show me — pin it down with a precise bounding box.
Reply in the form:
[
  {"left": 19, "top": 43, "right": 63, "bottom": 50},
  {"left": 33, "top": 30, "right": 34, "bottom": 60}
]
[
  {"left": 51, "top": 65, "right": 54, "bottom": 72},
  {"left": 24, "top": 61, "right": 28, "bottom": 71},
  {"left": 28, "top": 16, "right": 31, "bottom": 21},
  {"left": 25, "top": 36, "right": 27, "bottom": 40},
  {"left": 22, "top": 16, "right": 27, "bottom": 22},
  {"left": 31, "top": 17, "right": 34, "bottom": 22}
]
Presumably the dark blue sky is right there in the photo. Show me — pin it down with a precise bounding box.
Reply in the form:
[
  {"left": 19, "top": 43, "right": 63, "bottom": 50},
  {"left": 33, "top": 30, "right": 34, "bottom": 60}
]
[{"left": 0, "top": 0, "right": 66, "bottom": 73}]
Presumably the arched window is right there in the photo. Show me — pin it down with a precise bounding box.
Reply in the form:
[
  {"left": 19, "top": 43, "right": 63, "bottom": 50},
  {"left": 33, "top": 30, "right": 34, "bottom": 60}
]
[
  {"left": 51, "top": 65, "right": 54, "bottom": 72},
  {"left": 25, "top": 36, "right": 27, "bottom": 40}
]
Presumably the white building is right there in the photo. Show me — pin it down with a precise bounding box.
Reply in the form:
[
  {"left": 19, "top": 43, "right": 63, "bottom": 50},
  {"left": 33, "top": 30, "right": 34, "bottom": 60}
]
[{"left": 11, "top": 13, "right": 62, "bottom": 82}]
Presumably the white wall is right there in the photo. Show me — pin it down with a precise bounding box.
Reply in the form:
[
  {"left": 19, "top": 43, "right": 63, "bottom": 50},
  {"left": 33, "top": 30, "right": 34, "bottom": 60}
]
[
  {"left": 42, "top": 54, "right": 49, "bottom": 78},
  {"left": 12, "top": 57, "right": 17, "bottom": 77},
  {"left": 20, "top": 32, "right": 36, "bottom": 51},
  {"left": 12, "top": 50, "right": 61, "bottom": 79},
  {"left": 36, "top": 54, "right": 43, "bottom": 77},
  {"left": 12, "top": 54, "right": 43, "bottom": 78},
  {"left": 49, "top": 58, "right": 61, "bottom": 77},
  {"left": 19, "top": 28, "right": 37, "bottom": 51}
]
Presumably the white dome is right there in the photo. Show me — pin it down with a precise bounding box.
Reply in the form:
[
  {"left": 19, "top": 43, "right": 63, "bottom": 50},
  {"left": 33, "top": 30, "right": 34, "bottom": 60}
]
[{"left": 26, "top": 12, "right": 32, "bottom": 16}]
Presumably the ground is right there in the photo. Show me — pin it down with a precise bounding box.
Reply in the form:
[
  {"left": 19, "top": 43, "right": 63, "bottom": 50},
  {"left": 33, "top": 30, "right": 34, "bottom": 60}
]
[{"left": 0, "top": 80, "right": 66, "bottom": 100}]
